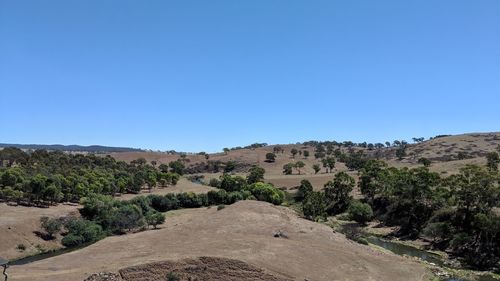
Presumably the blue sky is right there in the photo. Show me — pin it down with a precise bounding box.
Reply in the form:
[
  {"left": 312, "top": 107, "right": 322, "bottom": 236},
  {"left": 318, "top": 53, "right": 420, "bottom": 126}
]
[{"left": 1, "top": 1, "right": 499, "bottom": 152}]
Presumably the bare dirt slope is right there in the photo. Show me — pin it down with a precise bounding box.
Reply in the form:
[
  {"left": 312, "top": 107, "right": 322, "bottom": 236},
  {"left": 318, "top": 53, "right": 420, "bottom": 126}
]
[
  {"left": 10, "top": 200, "right": 430, "bottom": 281},
  {"left": 0, "top": 203, "right": 79, "bottom": 260},
  {"left": 118, "top": 256, "right": 292, "bottom": 281}
]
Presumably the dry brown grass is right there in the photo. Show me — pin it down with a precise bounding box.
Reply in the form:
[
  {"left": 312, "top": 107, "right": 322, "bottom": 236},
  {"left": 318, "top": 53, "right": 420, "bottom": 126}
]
[
  {"left": 9, "top": 200, "right": 431, "bottom": 281},
  {"left": 0, "top": 203, "right": 79, "bottom": 260}
]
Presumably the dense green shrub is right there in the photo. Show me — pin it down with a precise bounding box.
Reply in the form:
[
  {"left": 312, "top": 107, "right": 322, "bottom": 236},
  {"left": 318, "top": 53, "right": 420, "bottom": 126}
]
[
  {"left": 148, "top": 194, "right": 179, "bottom": 212},
  {"left": 145, "top": 211, "right": 165, "bottom": 229},
  {"left": 110, "top": 204, "right": 145, "bottom": 233},
  {"left": 246, "top": 182, "right": 284, "bottom": 205},
  {"left": 40, "top": 216, "right": 62, "bottom": 239},
  {"left": 246, "top": 166, "right": 265, "bottom": 184},
  {"left": 219, "top": 174, "right": 246, "bottom": 192},
  {"left": 295, "top": 179, "right": 313, "bottom": 201},
  {"left": 302, "top": 192, "right": 326, "bottom": 220},
  {"left": 208, "top": 178, "right": 220, "bottom": 187},
  {"left": 62, "top": 218, "right": 104, "bottom": 247},
  {"left": 347, "top": 201, "right": 373, "bottom": 225}
]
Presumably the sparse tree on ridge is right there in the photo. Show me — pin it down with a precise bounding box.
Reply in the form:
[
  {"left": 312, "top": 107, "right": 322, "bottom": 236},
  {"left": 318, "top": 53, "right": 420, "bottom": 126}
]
[
  {"left": 303, "top": 150, "right": 310, "bottom": 158},
  {"left": 313, "top": 164, "right": 321, "bottom": 174},
  {"left": 283, "top": 163, "right": 294, "bottom": 175},
  {"left": 418, "top": 157, "right": 431, "bottom": 167},
  {"left": 294, "top": 161, "right": 305, "bottom": 175},
  {"left": 322, "top": 157, "right": 335, "bottom": 173}
]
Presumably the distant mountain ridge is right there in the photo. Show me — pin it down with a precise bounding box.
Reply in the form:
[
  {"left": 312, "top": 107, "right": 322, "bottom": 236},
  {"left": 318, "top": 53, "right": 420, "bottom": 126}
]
[{"left": 0, "top": 143, "right": 144, "bottom": 153}]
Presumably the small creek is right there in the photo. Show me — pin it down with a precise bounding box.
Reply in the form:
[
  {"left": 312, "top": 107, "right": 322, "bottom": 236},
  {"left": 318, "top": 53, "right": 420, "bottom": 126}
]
[
  {"left": 366, "top": 236, "right": 445, "bottom": 266},
  {"left": 10, "top": 244, "right": 87, "bottom": 266}
]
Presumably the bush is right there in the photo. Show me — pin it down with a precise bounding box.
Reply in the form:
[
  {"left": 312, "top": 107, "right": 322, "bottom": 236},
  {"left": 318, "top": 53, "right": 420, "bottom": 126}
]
[
  {"left": 295, "top": 179, "right": 313, "bottom": 201},
  {"left": 219, "top": 174, "right": 246, "bottom": 192},
  {"left": 207, "top": 190, "right": 227, "bottom": 205},
  {"left": 166, "top": 272, "right": 180, "bottom": 281},
  {"left": 61, "top": 234, "right": 85, "bottom": 247},
  {"left": 348, "top": 201, "right": 373, "bottom": 225},
  {"left": 208, "top": 178, "right": 220, "bottom": 188},
  {"left": 246, "top": 182, "right": 284, "bottom": 205},
  {"left": 16, "top": 244, "right": 26, "bottom": 251},
  {"left": 40, "top": 216, "right": 62, "bottom": 239},
  {"left": 149, "top": 194, "right": 179, "bottom": 212},
  {"left": 177, "top": 192, "right": 206, "bottom": 208},
  {"left": 302, "top": 192, "right": 326, "bottom": 220},
  {"left": 246, "top": 166, "right": 265, "bottom": 184},
  {"left": 145, "top": 211, "right": 165, "bottom": 229},
  {"left": 110, "top": 204, "right": 145, "bottom": 233},
  {"left": 62, "top": 218, "right": 104, "bottom": 247},
  {"left": 217, "top": 205, "right": 226, "bottom": 211}
]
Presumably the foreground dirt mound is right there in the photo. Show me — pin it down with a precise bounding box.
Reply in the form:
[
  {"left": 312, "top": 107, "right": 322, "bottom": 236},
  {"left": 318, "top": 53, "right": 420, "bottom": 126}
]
[
  {"left": 84, "top": 272, "right": 122, "bottom": 281},
  {"left": 119, "top": 256, "right": 291, "bottom": 281}
]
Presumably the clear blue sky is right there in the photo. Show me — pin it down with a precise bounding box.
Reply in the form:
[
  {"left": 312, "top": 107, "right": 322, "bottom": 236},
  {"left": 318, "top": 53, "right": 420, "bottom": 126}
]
[{"left": 1, "top": 1, "right": 499, "bottom": 152}]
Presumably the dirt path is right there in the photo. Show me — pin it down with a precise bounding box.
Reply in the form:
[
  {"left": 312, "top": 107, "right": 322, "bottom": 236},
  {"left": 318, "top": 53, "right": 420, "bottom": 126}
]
[{"left": 9, "top": 200, "right": 431, "bottom": 281}]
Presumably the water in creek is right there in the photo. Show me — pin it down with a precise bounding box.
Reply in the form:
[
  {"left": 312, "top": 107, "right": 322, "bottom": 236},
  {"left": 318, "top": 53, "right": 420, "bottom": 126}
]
[
  {"left": 9, "top": 244, "right": 87, "bottom": 266},
  {"left": 366, "top": 236, "right": 445, "bottom": 266}
]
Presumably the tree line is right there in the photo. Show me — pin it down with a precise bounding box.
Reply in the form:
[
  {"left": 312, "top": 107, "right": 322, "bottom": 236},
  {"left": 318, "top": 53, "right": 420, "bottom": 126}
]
[
  {"left": 0, "top": 148, "right": 180, "bottom": 206},
  {"left": 40, "top": 166, "right": 284, "bottom": 248}
]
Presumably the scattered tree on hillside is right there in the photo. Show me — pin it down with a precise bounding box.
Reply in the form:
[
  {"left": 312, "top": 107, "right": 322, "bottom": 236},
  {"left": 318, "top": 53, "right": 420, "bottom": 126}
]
[
  {"left": 312, "top": 164, "right": 321, "bottom": 174},
  {"left": 224, "top": 161, "right": 236, "bottom": 173},
  {"left": 296, "top": 179, "right": 313, "bottom": 201},
  {"left": 247, "top": 166, "right": 265, "bottom": 184},
  {"left": 291, "top": 148, "right": 298, "bottom": 158},
  {"left": 223, "top": 148, "right": 230, "bottom": 154},
  {"left": 324, "top": 172, "right": 354, "bottom": 215},
  {"left": 302, "top": 191, "right": 326, "bottom": 220},
  {"left": 396, "top": 143, "right": 408, "bottom": 160},
  {"left": 169, "top": 160, "right": 185, "bottom": 175},
  {"left": 303, "top": 150, "right": 309, "bottom": 158},
  {"left": 294, "top": 161, "right": 305, "bottom": 175},
  {"left": 314, "top": 144, "right": 326, "bottom": 159},
  {"left": 273, "top": 146, "right": 284, "bottom": 154},
  {"left": 322, "top": 157, "right": 335, "bottom": 173},
  {"left": 265, "top": 152, "right": 276, "bottom": 163},
  {"left": 40, "top": 216, "right": 62, "bottom": 239},
  {"left": 418, "top": 157, "right": 431, "bottom": 167},
  {"left": 486, "top": 152, "right": 499, "bottom": 171},
  {"left": 282, "top": 163, "right": 293, "bottom": 175}
]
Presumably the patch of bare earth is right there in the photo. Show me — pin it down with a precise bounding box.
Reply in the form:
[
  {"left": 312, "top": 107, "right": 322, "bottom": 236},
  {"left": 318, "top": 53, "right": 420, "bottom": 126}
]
[
  {"left": 10, "top": 200, "right": 431, "bottom": 281},
  {"left": 117, "top": 256, "right": 291, "bottom": 281},
  {"left": 0, "top": 203, "right": 79, "bottom": 260}
]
